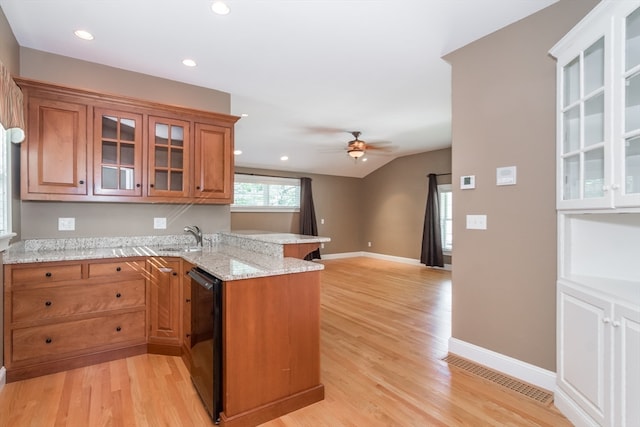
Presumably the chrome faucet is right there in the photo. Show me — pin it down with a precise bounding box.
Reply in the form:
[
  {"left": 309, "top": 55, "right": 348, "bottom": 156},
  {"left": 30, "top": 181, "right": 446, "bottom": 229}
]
[{"left": 184, "top": 225, "right": 203, "bottom": 247}]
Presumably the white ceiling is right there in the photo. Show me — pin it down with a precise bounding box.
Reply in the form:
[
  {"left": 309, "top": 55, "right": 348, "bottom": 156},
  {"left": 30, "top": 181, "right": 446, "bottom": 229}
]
[{"left": 1, "top": 0, "right": 558, "bottom": 178}]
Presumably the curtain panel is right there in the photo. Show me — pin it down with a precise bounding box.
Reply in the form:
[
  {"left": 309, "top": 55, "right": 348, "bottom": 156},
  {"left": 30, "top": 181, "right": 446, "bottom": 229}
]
[
  {"left": 299, "top": 177, "right": 321, "bottom": 261},
  {"left": 420, "top": 173, "right": 444, "bottom": 267},
  {"left": 0, "top": 60, "right": 24, "bottom": 129}
]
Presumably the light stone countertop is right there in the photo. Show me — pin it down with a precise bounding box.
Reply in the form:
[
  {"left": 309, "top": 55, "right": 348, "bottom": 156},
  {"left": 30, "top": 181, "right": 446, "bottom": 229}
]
[{"left": 3, "top": 232, "right": 326, "bottom": 281}]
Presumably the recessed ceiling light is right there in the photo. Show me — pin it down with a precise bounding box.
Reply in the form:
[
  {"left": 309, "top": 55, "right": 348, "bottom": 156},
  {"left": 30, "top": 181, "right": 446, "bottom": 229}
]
[
  {"left": 182, "top": 59, "right": 197, "bottom": 67},
  {"left": 234, "top": 150, "right": 243, "bottom": 155},
  {"left": 74, "top": 30, "right": 94, "bottom": 41},
  {"left": 211, "top": 1, "right": 230, "bottom": 15},
  {"left": 280, "top": 156, "right": 289, "bottom": 161}
]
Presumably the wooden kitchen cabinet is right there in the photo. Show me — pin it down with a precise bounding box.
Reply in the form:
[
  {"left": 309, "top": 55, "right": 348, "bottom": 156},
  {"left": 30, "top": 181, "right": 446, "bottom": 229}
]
[
  {"left": 93, "top": 108, "right": 144, "bottom": 196},
  {"left": 3, "top": 258, "right": 148, "bottom": 382},
  {"left": 221, "top": 270, "right": 324, "bottom": 427},
  {"left": 193, "top": 122, "right": 233, "bottom": 202},
  {"left": 21, "top": 92, "right": 88, "bottom": 197},
  {"left": 147, "top": 257, "right": 182, "bottom": 354},
  {"left": 148, "top": 116, "right": 190, "bottom": 198},
  {"left": 16, "top": 78, "right": 239, "bottom": 204}
]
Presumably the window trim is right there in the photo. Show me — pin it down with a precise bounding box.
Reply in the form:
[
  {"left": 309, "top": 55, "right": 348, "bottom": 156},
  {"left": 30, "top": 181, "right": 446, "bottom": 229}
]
[
  {"left": 0, "top": 123, "right": 17, "bottom": 251},
  {"left": 231, "top": 173, "right": 301, "bottom": 213},
  {"left": 438, "top": 184, "right": 453, "bottom": 255}
]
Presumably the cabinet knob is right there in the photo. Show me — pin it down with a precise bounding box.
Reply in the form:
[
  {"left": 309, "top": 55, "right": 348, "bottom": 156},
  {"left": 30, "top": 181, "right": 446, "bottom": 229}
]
[
  {"left": 602, "top": 185, "right": 610, "bottom": 192},
  {"left": 196, "top": 186, "right": 201, "bottom": 190},
  {"left": 45, "top": 272, "right": 52, "bottom": 277},
  {"left": 612, "top": 321, "right": 620, "bottom": 328},
  {"left": 150, "top": 184, "right": 155, "bottom": 188},
  {"left": 611, "top": 184, "right": 620, "bottom": 190},
  {"left": 45, "top": 300, "right": 52, "bottom": 307},
  {"left": 45, "top": 338, "right": 52, "bottom": 344},
  {"left": 186, "top": 333, "right": 191, "bottom": 338},
  {"left": 116, "top": 293, "right": 122, "bottom": 298},
  {"left": 136, "top": 183, "right": 141, "bottom": 188},
  {"left": 186, "top": 298, "right": 191, "bottom": 303},
  {"left": 116, "top": 326, "right": 122, "bottom": 332},
  {"left": 79, "top": 180, "right": 85, "bottom": 185},
  {"left": 116, "top": 266, "right": 122, "bottom": 272},
  {"left": 603, "top": 317, "right": 611, "bottom": 324},
  {"left": 172, "top": 272, "right": 178, "bottom": 276}
]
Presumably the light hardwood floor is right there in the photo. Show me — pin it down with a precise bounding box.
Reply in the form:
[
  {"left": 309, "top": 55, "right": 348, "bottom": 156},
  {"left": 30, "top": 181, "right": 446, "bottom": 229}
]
[{"left": 0, "top": 257, "right": 571, "bottom": 426}]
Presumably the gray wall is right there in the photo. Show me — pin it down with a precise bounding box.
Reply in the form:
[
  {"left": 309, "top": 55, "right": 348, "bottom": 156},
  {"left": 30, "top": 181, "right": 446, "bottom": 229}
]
[
  {"left": 362, "top": 148, "right": 452, "bottom": 263},
  {"left": 234, "top": 149, "right": 451, "bottom": 258},
  {"left": 445, "top": 0, "right": 598, "bottom": 371}
]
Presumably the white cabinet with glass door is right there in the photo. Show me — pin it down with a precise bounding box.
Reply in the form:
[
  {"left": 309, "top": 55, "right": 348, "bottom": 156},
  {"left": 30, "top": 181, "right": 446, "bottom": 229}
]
[{"left": 551, "top": 1, "right": 640, "bottom": 210}]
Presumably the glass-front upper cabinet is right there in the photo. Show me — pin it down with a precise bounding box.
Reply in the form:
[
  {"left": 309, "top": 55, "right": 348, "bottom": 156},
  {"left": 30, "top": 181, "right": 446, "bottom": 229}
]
[
  {"left": 148, "top": 116, "right": 190, "bottom": 197},
  {"left": 551, "top": 0, "right": 640, "bottom": 209},
  {"left": 94, "top": 108, "right": 143, "bottom": 196},
  {"left": 621, "top": 6, "right": 640, "bottom": 206}
]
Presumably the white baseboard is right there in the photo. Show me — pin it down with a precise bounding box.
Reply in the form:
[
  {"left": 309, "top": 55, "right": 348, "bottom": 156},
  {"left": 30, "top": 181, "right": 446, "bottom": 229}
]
[
  {"left": 448, "top": 337, "right": 556, "bottom": 392},
  {"left": 554, "top": 386, "right": 598, "bottom": 426},
  {"left": 321, "top": 251, "right": 452, "bottom": 271},
  {"left": 0, "top": 366, "right": 6, "bottom": 389}
]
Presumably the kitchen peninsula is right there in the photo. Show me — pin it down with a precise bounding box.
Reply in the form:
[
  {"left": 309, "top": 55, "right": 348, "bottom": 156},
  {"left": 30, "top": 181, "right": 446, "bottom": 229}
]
[{"left": 3, "top": 231, "right": 330, "bottom": 427}]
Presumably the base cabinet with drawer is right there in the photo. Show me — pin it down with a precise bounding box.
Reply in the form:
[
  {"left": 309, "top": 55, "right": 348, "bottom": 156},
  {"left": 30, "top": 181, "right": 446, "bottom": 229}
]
[{"left": 3, "top": 258, "right": 148, "bottom": 382}]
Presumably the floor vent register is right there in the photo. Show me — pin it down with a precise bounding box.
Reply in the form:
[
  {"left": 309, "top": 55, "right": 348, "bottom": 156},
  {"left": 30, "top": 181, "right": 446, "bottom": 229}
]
[{"left": 442, "top": 354, "right": 554, "bottom": 405}]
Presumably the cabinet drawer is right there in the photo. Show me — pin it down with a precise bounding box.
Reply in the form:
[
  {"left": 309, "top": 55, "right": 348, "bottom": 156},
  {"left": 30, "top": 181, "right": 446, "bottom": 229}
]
[
  {"left": 11, "top": 310, "right": 146, "bottom": 363},
  {"left": 11, "top": 264, "right": 82, "bottom": 284},
  {"left": 88, "top": 260, "right": 146, "bottom": 277},
  {"left": 12, "top": 279, "right": 146, "bottom": 323}
]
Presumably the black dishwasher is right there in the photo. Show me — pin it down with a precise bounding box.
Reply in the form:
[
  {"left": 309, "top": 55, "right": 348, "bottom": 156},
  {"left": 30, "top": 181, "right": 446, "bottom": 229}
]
[{"left": 187, "top": 267, "right": 223, "bottom": 423}]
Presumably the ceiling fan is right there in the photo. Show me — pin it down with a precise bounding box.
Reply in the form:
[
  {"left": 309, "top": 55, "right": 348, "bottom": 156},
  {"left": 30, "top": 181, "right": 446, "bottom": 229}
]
[{"left": 346, "top": 131, "right": 391, "bottom": 159}]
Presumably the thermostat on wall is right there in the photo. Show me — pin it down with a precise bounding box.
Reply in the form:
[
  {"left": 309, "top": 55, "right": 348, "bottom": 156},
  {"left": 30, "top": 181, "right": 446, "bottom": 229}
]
[
  {"left": 460, "top": 175, "right": 475, "bottom": 189},
  {"left": 496, "top": 166, "right": 517, "bottom": 186}
]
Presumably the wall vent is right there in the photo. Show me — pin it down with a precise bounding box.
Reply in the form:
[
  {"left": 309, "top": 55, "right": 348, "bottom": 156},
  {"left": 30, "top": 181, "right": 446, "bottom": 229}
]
[{"left": 442, "top": 354, "right": 554, "bottom": 405}]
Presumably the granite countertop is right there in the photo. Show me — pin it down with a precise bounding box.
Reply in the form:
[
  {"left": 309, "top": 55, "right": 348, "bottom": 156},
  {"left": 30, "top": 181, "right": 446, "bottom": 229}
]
[
  {"left": 3, "top": 232, "right": 327, "bottom": 281},
  {"left": 222, "top": 231, "right": 331, "bottom": 244}
]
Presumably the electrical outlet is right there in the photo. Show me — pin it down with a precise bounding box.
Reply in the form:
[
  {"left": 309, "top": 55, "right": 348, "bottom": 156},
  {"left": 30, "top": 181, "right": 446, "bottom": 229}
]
[
  {"left": 154, "top": 217, "right": 167, "bottom": 229},
  {"left": 321, "top": 218, "right": 325, "bottom": 225},
  {"left": 367, "top": 241, "right": 372, "bottom": 247},
  {"left": 321, "top": 243, "right": 325, "bottom": 249},
  {"left": 58, "top": 217, "right": 75, "bottom": 231}
]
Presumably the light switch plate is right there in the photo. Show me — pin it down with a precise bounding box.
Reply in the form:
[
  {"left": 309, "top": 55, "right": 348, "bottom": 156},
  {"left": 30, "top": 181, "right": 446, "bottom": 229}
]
[
  {"left": 58, "top": 217, "right": 75, "bottom": 231},
  {"left": 154, "top": 217, "right": 167, "bottom": 229},
  {"left": 466, "top": 214, "right": 487, "bottom": 230}
]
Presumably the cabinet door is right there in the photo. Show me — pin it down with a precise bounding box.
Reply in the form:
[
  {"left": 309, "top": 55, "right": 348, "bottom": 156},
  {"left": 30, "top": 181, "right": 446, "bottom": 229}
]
[
  {"left": 616, "top": 5, "right": 640, "bottom": 207},
  {"left": 93, "top": 108, "right": 143, "bottom": 196},
  {"left": 147, "top": 258, "right": 182, "bottom": 346},
  {"left": 556, "top": 34, "right": 612, "bottom": 210},
  {"left": 614, "top": 303, "right": 640, "bottom": 427},
  {"left": 557, "top": 283, "right": 611, "bottom": 426},
  {"left": 148, "top": 116, "right": 190, "bottom": 198},
  {"left": 24, "top": 96, "right": 88, "bottom": 196},
  {"left": 193, "top": 123, "right": 233, "bottom": 202}
]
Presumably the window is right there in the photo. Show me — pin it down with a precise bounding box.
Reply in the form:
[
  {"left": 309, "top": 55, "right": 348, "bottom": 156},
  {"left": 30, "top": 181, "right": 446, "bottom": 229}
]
[
  {"left": 232, "top": 174, "right": 300, "bottom": 212},
  {"left": 0, "top": 123, "right": 16, "bottom": 250},
  {"left": 439, "top": 184, "right": 452, "bottom": 253}
]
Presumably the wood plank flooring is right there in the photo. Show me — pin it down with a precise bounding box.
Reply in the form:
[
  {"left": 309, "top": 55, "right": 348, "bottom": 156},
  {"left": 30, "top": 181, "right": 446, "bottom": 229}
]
[{"left": 0, "top": 257, "right": 571, "bottom": 426}]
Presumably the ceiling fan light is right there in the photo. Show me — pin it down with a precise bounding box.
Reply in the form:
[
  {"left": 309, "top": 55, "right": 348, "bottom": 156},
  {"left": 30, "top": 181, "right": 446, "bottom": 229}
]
[
  {"left": 211, "top": 1, "right": 230, "bottom": 15},
  {"left": 348, "top": 148, "right": 365, "bottom": 158}
]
